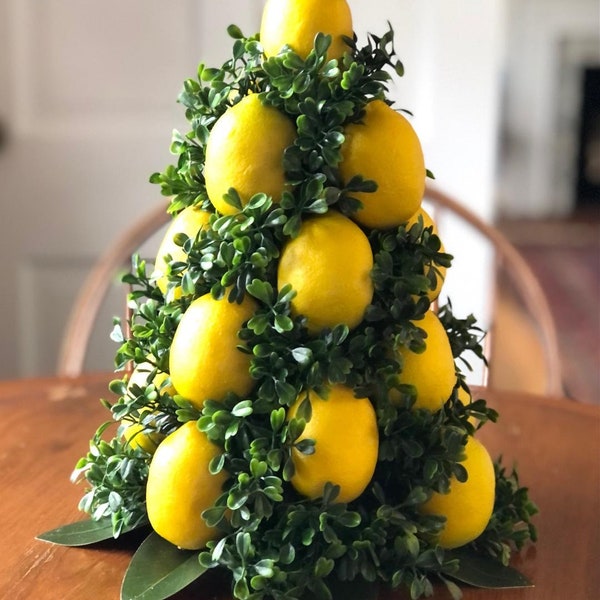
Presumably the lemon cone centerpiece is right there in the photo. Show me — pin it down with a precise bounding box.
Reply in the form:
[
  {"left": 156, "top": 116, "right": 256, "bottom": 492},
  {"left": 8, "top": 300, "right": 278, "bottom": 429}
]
[{"left": 43, "top": 1, "right": 538, "bottom": 599}]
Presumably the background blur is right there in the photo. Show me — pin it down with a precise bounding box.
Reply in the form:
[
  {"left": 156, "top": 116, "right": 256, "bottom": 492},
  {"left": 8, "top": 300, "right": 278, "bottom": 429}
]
[{"left": 0, "top": 0, "right": 598, "bottom": 399}]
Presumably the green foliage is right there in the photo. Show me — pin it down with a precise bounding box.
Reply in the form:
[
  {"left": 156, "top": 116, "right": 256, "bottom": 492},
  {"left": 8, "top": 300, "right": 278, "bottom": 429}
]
[
  {"left": 71, "top": 421, "right": 150, "bottom": 537},
  {"left": 444, "top": 548, "right": 533, "bottom": 590},
  {"left": 368, "top": 216, "right": 453, "bottom": 326},
  {"left": 121, "top": 532, "right": 209, "bottom": 600},
  {"left": 37, "top": 517, "right": 147, "bottom": 547},
  {"left": 60, "top": 20, "right": 538, "bottom": 600},
  {"left": 468, "top": 462, "right": 539, "bottom": 565},
  {"left": 438, "top": 301, "right": 488, "bottom": 372},
  {"left": 114, "top": 253, "right": 185, "bottom": 371},
  {"left": 183, "top": 195, "right": 286, "bottom": 303}
]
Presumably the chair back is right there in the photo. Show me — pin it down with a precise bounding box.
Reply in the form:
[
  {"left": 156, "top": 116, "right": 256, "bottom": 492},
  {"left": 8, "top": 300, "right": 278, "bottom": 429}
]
[
  {"left": 424, "top": 186, "right": 562, "bottom": 397},
  {"left": 57, "top": 202, "right": 170, "bottom": 377},
  {"left": 58, "top": 188, "right": 563, "bottom": 398}
]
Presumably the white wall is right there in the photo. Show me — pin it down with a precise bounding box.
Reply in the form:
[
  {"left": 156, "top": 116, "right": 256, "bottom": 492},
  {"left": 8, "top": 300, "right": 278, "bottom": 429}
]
[{"left": 499, "top": 0, "right": 600, "bottom": 217}]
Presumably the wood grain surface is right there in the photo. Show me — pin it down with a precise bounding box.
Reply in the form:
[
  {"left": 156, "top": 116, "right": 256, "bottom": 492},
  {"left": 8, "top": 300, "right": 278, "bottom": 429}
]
[{"left": 1, "top": 374, "right": 598, "bottom": 599}]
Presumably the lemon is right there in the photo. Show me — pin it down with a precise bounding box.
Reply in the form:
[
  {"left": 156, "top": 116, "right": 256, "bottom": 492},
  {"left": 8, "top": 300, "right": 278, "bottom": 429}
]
[
  {"left": 339, "top": 99, "right": 426, "bottom": 229},
  {"left": 204, "top": 95, "right": 296, "bottom": 215},
  {"left": 125, "top": 360, "right": 176, "bottom": 396},
  {"left": 146, "top": 421, "right": 227, "bottom": 550},
  {"left": 288, "top": 385, "right": 378, "bottom": 503},
  {"left": 420, "top": 436, "right": 495, "bottom": 549},
  {"left": 393, "top": 310, "right": 456, "bottom": 411},
  {"left": 122, "top": 416, "right": 163, "bottom": 454},
  {"left": 154, "top": 205, "right": 211, "bottom": 298},
  {"left": 405, "top": 206, "right": 446, "bottom": 300},
  {"left": 169, "top": 293, "right": 257, "bottom": 409},
  {"left": 406, "top": 206, "right": 439, "bottom": 236},
  {"left": 260, "top": 0, "right": 353, "bottom": 61},
  {"left": 120, "top": 362, "right": 174, "bottom": 453},
  {"left": 277, "top": 211, "right": 373, "bottom": 335}
]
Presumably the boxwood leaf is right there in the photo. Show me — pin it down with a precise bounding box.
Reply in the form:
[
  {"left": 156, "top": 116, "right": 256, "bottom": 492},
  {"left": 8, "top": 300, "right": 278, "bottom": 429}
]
[
  {"left": 36, "top": 517, "right": 146, "bottom": 547},
  {"left": 121, "top": 532, "right": 206, "bottom": 600},
  {"left": 446, "top": 549, "right": 533, "bottom": 589}
]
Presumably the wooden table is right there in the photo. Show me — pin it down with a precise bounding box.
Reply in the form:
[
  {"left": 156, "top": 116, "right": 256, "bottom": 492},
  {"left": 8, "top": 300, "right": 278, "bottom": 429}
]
[{"left": 1, "top": 373, "right": 598, "bottom": 599}]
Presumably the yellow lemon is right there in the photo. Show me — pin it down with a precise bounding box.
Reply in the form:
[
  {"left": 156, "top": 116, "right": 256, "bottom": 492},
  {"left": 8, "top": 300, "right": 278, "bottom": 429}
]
[
  {"left": 154, "top": 205, "right": 211, "bottom": 298},
  {"left": 120, "top": 362, "right": 174, "bottom": 453},
  {"left": 204, "top": 95, "right": 296, "bottom": 215},
  {"left": 406, "top": 206, "right": 439, "bottom": 236},
  {"left": 122, "top": 416, "right": 164, "bottom": 454},
  {"left": 393, "top": 310, "right": 456, "bottom": 411},
  {"left": 146, "top": 421, "right": 227, "bottom": 550},
  {"left": 420, "top": 436, "right": 495, "bottom": 549},
  {"left": 169, "top": 293, "right": 257, "bottom": 409},
  {"left": 288, "top": 385, "right": 378, "bottom": 503},
  {"left": 405, "top": 207, "right": 446, "bottom": 300},
  {"left": 260, "top": 0, "right": 353, "bottom": 61},
  {"left": 125, "top": 361, "right": 176, "bottom": 396},
  {"left": 277, "top": 211, "right": 373, "bottom": 335},
  {"left": 339, "top": 99, "right": 426, "bottom": 229}
]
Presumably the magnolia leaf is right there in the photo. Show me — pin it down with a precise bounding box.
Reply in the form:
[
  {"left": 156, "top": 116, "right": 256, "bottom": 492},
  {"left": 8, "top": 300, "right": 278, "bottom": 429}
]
[
  {"left": 37, "top": 517, "right": 146, "bottom": 547},
  {"left": 446, "top": 550, "right": 533, "bottom": 589},
  {"left": 121, "top": 532, "right": 206, "bottom": 600}
]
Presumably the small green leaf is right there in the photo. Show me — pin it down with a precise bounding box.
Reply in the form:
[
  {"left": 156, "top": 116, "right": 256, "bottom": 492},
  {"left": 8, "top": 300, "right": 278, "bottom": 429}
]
[
  {"left": 224, "top": 188, "right": 243, "bottom": 210},
  {"left": 234, "top": 577, "right": 250, "bottom": 599},
  {"left": 232, "top": 399, "right": 253, "bottom": 418},
  {"left": 270, "top": 407, "right": 286, "bottom": 432},
  {"left": 121, "top": 532, "right": 206, "bottom": 600},
  {"left": 274, "top": 314, "right": 294, "bottom": 333},
  {"left": 292, "top": 347, "right": 313, "bottom": 364},
  {"left": 227, "top": 24, "right": 244, "bottom": 39},
  {"left": 247, "top": 279, "right": 274, "bottom": 304},
  {"left": 314, "top": 33, "right": 332, "bottom": 59},
  {"left": 202, "top": 505, "right": 228, "bottom": 528},
  {"left": 236, "top": 531, "right": 252, "bottom": 559},
  {"left": 254, "top": 558, "right": 275, "bottom": 578},
  {"left": 294, "top": 438, "right": 316, "bottom": 455},
  {"left": 36, "top": 517, "right": 146, "bottom": 547},
  {"left": 314, "top": 556, "right": 335, "bottom": 578},
  {"left": 445, "top": 550, "right": 533, "bottom": 589}
]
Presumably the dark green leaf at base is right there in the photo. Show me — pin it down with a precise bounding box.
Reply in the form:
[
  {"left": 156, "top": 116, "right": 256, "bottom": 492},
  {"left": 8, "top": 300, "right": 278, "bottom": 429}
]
[
  {"left": 37, "top": 517, "right": 147, "bottom": 547},
  {"left": 445, "top": 549, "right": 533, "bottom": 589},
  {"left": 121, "top": 532, "right": 206, "bottom": 600}
]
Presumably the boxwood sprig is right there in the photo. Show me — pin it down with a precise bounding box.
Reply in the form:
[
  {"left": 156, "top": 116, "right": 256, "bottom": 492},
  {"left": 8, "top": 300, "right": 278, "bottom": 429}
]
[
  {"left": 110, "top": 252, "right": 188, "bottom": 373},
  {"left": 180, "top": 194, "right": 286, "bottom": 304},
  {"left": 437, "top": 301, "right": 488, "bottom": 371},
  {"left": 368, "top": 218, "right": 453, "bottom": 325},
  {"left": 71, "top": 421, "right": 150, "bottom": 537}
]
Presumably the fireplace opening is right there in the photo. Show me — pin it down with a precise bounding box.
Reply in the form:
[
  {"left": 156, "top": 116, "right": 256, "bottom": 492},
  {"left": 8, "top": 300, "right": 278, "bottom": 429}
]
[{"left": 575, "top": 66, "right": 600, "bottom": 206}]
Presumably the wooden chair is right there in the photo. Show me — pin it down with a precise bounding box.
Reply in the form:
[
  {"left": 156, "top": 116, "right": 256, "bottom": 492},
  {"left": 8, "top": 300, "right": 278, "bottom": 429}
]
[
  {"left": 57, "top": 202, "right": 171, "bottom": 377},
  {"left": 58, "top": 187, "right": 563, "bottom": 397},
  {"left": 423, "top": 186, "right": 563, "bottom": 397}
]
